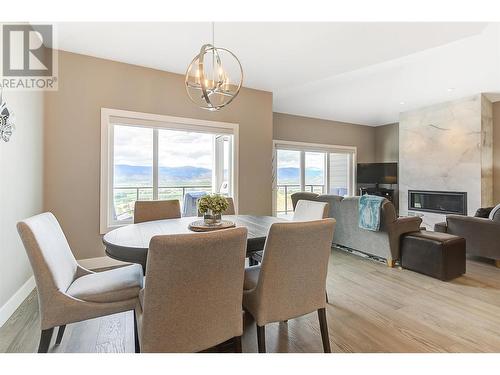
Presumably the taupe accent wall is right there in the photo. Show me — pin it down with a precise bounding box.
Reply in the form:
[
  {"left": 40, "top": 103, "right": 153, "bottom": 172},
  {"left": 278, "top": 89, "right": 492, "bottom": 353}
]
[
  {"left": 374, "top": 123, "right": 399, "bottom": 163},
  {"left": 273, "top": 112, "right": 376, "bottom": 162},
  {"left": 494, "top": 101, "right": 500, "bottom": 203},
  {"left": 45, "top": 51, "right": 273, "bottom": 260}
]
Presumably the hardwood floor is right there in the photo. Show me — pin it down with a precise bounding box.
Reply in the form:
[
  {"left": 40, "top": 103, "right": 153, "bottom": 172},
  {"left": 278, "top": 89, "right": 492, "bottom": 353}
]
[{"left": 1, "top": 248, "right": 500, "bottom": 353}]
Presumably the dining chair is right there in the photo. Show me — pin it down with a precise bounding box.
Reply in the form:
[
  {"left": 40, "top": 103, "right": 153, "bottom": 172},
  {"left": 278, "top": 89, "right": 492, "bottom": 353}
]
[
  {"left": 291, "top": 200, "right": 331, "bottom": 303},
  {"left": 17, "top": 212, "right": 143, "bottom": 353},
  {"left": 293, "top": 200, "right": 329, "bottom": 222},
  {"left": 243, "top": 219, "right": 336, "bottom": 353},
  {"left": 224, "top": 197, "right": 236, "bottom": 215},
  {"left": 249, "top": 200, "right": 330, "bottom": 272},
  {"left": 135, "top": 227, "right": 248, "bottom": 352},
  {"left": 290, "top": 192, "right": 320, "bottom": 210},
  {"left": 134, "top": 199, "right": 181, "bottom": 223},
  {"left": 197, "top": 196, "right": 236, "bottom": 216}
]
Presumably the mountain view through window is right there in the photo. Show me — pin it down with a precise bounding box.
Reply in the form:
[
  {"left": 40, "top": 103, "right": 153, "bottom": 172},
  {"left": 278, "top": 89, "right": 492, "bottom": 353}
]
[{"left": 113, "top": 125, "right": 215, "bottom": 221}]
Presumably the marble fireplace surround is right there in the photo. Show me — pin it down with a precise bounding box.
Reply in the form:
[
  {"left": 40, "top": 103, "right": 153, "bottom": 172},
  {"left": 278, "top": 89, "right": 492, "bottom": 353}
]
[{"left": 399, "top": 94, "right": 493, "bottom": 229}]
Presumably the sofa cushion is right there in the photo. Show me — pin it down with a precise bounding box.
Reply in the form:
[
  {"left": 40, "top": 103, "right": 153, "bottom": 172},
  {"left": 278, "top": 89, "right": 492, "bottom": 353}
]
[
  {"left": 316, "top": 195, "right": 344, "bottom": 218},
  {"left": 475, "top": 207, "right": 494, "bottom": 218},
  {"left": 316, "top": 194, "right": 344, "bottom": 203},
  {"left": 488, "top": 203, "right": 500, "bottom": 222}
]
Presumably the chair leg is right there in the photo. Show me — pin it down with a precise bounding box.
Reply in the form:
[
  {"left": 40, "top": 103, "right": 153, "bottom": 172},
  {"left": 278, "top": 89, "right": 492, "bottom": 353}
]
[
  {"left": 38, "top": 328, "right": 54, "bottom": 353},
  {"left": 317, "top": 308, "right": 331, "bottom": 353},
  {"left": 325, "top": 291, "right": 329, "bottom": 304},
  {"left": 133, "top": 310, "right": 140, "bottom": 353},
  {"left": 55, "top": 325, "right": 66, "bottom": 345},
  {"left": 234, "top": 336, "right": 242, "bottom": 353},
  {"left": 256, "top": 325, "right": 266, "bottom": 353}
]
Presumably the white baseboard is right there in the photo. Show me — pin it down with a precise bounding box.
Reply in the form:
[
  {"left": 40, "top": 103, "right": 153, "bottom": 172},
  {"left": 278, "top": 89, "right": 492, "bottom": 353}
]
[
  {"left": 0, "top": 276, "right": 36, "bottom": 328},
  {"left": 78, "top": 256, "right": 130, "bottom": 270}
]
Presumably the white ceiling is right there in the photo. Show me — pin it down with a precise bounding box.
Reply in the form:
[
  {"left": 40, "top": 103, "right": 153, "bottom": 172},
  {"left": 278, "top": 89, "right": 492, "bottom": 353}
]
[{"left": 51, "top": 22, "right": 500, "bottom": 126}]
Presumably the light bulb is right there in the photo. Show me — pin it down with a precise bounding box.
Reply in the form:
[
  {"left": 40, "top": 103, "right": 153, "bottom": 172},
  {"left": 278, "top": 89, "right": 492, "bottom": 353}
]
[{"left": 224, "top": 74, "right": 231, "bottom": 90}]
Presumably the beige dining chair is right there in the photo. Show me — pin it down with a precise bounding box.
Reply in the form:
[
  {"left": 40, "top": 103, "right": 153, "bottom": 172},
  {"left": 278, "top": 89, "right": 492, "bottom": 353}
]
[
  {"left": 243, "top": 219, "right": 336, "bottom": 353},
  {"left": 17, "top": 212, "right": 144, "bottom": 353},
  {"left": 293, "top": 200, "right": 329, "bottom": 222},
  {"left": 292, "top": 199, "right": 331, "bottom": 302},
  {"left": 134, "top": 199, "right": 181, "bottom": 224},
  {"left": 197, "top": 197, "right": 236, "bottom": 216},
  {"left": 224, "top": 197, "right": 236, "bottom": 215},
  {"left": 135, "top": 227, "right": 248, "bottom": 352},
  {"left": 249, "top": 200, "right": 330, "bottom": 290}
]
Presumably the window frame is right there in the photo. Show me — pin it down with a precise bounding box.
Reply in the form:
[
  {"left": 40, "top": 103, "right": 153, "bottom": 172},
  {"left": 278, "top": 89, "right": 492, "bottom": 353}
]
[
  {"left": 272, "top": 140, "right": 357, "bottom": 216},
  {"left": 100, "top": 108, "right": 239, "bottom": 234}
]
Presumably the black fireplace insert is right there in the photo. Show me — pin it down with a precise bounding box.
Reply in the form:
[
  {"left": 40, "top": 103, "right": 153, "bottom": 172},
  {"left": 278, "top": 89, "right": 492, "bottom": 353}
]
[{"left": 408, "top": 190, "right": 467, "bottom": 215}]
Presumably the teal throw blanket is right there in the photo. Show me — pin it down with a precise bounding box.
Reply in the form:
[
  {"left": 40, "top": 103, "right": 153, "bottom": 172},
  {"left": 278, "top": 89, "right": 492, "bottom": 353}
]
[{"left": 359, "top": 195, "right": 384, "bottom": 231}]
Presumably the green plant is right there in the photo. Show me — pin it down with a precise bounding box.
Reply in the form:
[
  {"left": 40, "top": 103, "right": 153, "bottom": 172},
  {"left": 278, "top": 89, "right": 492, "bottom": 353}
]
[{"left": 198, "top": 194, "right": 229, "bottom": 215}]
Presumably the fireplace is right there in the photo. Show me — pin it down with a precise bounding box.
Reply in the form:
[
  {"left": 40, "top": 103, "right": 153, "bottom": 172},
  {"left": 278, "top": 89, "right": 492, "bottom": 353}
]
[{"left": 408, "top": 190, "right": 467, "bottom": 215}]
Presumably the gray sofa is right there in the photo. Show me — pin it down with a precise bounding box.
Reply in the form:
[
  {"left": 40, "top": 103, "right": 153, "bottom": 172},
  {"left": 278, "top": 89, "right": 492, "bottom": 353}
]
[
  {"left": 291, "top": 192, "right": 422, "bottom": 266},
  {"left": 435, "top": 213, "right": 500, "bottom": 267}
]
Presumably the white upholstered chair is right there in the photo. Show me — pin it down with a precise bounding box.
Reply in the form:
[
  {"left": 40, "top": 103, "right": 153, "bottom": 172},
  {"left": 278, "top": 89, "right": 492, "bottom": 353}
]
[
  {"left": 135, "top": 227, "right": 248, "bottom": 352},
  {"left": 243, "top": 219, "right": 336, "bottom": 353},
  {"left": 293, "top": 200, "right": 329, "bottom": 221},
  {"left": 134, "top": 199, "right": 181, "bottom": 223},
  {"left": 17, "top": 212, "right": 143, "bottom": 353}
]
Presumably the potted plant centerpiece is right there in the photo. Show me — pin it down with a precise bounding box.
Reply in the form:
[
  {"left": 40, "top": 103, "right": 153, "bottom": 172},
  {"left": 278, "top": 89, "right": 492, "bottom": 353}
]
[{"left": 198, "top": 194, "right": 229, "bottom": 225}]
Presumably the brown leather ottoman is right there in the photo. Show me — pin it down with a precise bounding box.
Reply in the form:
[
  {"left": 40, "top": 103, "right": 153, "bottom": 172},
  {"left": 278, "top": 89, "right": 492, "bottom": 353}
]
[{"left": 401, "top": 231, "right": 466, "bottom": 281}]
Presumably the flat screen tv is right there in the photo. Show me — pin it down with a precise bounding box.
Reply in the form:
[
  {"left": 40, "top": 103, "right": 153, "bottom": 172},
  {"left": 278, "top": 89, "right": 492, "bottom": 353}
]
[{"left": 357, "top": 163, "right": 398, "bottom": 184}]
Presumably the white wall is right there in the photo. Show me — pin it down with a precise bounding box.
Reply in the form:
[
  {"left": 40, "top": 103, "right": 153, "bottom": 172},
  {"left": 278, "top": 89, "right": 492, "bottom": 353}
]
[{"left": 0, "top": 90, "right": 44, "bottom": 323}]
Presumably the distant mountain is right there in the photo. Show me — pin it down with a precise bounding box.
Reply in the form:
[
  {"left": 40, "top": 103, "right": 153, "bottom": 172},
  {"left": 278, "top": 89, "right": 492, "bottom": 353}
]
[
  {"left": 277, "top": 167, "right": 323, "bottom": 184},
  {"left": 159, "top": 166, "right": 212, "bottom": 180},
  {"left": 114, "top": 164, "right": 323, "bottom": 186},
  {"left": 277, "top": 167, "right": 299, "bottom": 181},
  {"left": 114, "top": 164, "right": 212, "bottom": 186}
]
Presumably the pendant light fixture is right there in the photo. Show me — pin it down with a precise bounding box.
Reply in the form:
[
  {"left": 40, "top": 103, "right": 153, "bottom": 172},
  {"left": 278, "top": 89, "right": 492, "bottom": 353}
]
[{"left": 185, "top": 22, "right": 243, "bottom": 111}]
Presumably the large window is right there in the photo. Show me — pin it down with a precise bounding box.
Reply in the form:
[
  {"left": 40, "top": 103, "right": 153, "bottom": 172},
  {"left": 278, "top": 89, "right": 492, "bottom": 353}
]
[
  {"left": 113, "top": 125, "right": 154, "bottom": 220},
  {"left": 101, "top": 109, "right": 238, "bottom": 232},
  {"left": 276, "top": 150, "right": 301, "bottom": 216},
  {"left": 273, "top": 141, "right": 356, "bottom": 217},
  {"left": 305, "top": 152, "right": 326, "bottom": 194}
]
